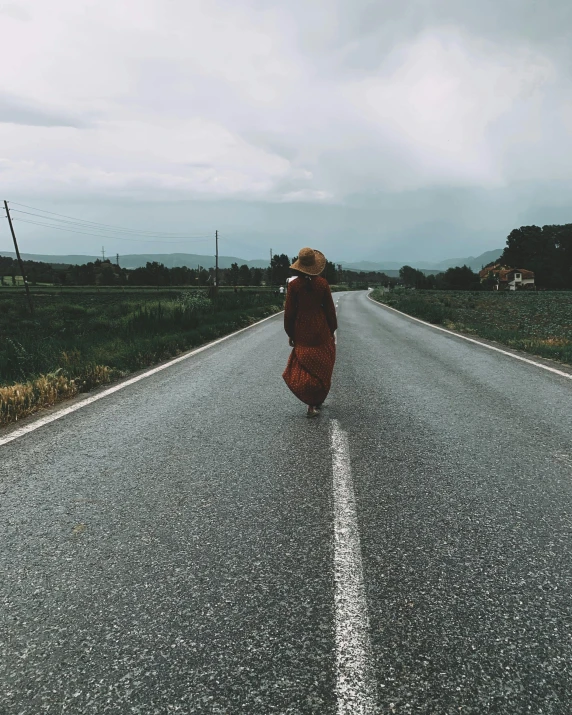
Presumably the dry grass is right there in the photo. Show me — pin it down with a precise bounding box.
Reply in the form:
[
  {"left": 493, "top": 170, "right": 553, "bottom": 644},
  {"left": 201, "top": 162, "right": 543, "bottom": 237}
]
[
  {"left": 370, "top": 288, "right": 572, "bottom": 366},
  {"left": 0, "top": 365, "right": 112, "bottom": 427},
  {"left": 0, "top": 290, "right": 282, "bottom": 428}
]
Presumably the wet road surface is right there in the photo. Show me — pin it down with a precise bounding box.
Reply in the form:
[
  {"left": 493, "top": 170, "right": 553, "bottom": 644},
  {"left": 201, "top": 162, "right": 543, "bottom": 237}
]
[{"left": 1, "top": 290, "right": 571, "bottom": 713}]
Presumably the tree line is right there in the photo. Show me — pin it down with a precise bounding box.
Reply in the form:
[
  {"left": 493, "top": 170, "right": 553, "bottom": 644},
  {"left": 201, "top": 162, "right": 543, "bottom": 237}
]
[
  {"left": 0, "top": 256, "right": 262, "bottom": 287},
  {"left": 0, "top": 253, "right": 394, "bottom": 288},
  {"left": 397, "top": 264, "right": 481, "bottom": 290},
  {"left": 399, "top": 222, "right": 572, "bottom": 291},
  {"left": 0, "top": 253, "right": 470, "bottom": 290},
  {"left": 5, "top": 221, "right": 569, "bottom": 291},
  {"left": 499, "top": 223, "right": 572, "bottom": 290}
]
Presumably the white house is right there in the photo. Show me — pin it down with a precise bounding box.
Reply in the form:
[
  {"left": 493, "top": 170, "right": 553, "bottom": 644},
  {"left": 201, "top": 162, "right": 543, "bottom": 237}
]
[{"left": 507, "top": 269, "right": 535, "bottom": 291}]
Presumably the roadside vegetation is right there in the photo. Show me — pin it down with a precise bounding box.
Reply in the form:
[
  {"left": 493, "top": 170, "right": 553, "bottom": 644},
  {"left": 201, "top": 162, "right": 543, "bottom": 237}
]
[
  {"left": 370, "top": 288, "right": 572, "bottom": 366},
  {"left": 0, "top": 289, "right": 283, "bottom": 427}
]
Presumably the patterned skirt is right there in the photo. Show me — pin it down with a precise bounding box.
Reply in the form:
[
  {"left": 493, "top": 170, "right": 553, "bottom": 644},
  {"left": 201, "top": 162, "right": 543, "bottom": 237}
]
[{"left": 282, "top": 339, "right": 336, "bottom": 407}]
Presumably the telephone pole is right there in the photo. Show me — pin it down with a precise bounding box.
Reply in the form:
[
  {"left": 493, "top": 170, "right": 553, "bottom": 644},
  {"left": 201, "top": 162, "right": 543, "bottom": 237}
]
[
  {"left": 101, "top": 246, "right": 105, "bottom": 261},
  {"left": 215, "top": 230, "right": 219, "bottom": 290},
  {"left": 4, "top": 200, "right": 33, "bottom": 315}
]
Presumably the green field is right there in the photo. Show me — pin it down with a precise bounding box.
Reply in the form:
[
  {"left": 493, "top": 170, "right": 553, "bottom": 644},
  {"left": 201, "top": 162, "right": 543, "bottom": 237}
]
[
  {"left": 370, "top": 289, "right": 572, "bottom": 366},
  {"left": 0, "top": 283, "right": 277, "bottom": 293},
  {"left": 0, "top": 289, "right": 283, "bottom": 425}
]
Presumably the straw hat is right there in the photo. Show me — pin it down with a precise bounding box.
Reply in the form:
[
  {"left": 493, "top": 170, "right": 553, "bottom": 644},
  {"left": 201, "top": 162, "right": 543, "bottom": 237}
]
[{"left": 290, "top": 247, "right": 327, "bottom": 276}]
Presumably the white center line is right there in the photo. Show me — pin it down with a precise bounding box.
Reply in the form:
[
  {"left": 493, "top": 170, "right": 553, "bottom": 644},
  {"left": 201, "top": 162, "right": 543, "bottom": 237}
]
[{"left": 330, "top": 419, "right": 377, "bottom": 714}]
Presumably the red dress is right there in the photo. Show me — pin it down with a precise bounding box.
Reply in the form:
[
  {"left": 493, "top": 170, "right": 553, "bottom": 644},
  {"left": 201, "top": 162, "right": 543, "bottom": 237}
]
[{"left": 282, "top": 275, "right": 338, "bottom": 406}]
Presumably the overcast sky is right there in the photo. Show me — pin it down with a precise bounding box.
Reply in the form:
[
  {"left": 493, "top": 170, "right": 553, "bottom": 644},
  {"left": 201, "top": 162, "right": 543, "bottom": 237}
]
[{"left": 1, "top": 0, "right": 571, "bottom": 263}]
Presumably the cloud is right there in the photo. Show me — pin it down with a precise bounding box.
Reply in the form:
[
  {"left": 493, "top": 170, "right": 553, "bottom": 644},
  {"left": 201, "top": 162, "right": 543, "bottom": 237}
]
[
  {"left": 0, "top": 116, "right": 297, "bottom": 199},
  {"left": 0, "top": 1, "right": 568, "bottom": 200},
  {"left": 0, "top": 93, "right": 89, "bottom": 128},
  {"left": 0, "top": 3, "right": 31, "bottom": 21},
  {"left": 339, "top": 27, "right": 557, "bottom": 190},
  {"left": 0, "top": 0, "right": 571, "bottom": 260}
]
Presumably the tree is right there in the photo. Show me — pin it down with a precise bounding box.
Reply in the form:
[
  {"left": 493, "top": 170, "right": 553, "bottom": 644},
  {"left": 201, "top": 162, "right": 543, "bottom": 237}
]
[
  {"left": 228, "top": 262, "right": 239, "bottom": 286},
  {"left": 127, "top": 261, "right": 170, "bottom": 286},
  {"left": 399, "top": 265, "right": 427, "bottom": 288},
  {"left": 480, "top": 271, "right": 498, "bottom": 291},
  {"left": 324, "top": 260, "right": 338, "bottom": 284},
  {"left": 23, "top": 259, "right": 58, "bottom": 285},
  {"left": 500, "top": 225, "right": 560, "bottom": 289},
  {"left": 238, "top": 264, "right": 251, "bottom": 286},
  {"left": 95, "top": 260, "right": 121, "bottom": 286},
  {"left": 557, "top": 224, "right": 572, "bottom": 289},
  {"left": 424, "top": 274, "right": 437, "bottom": 289},
  {"left": 436, "top": 265, "right": 480, "bottom": 291},
  {"left": 270, "top": 253, "right": 290, "bottom": 285},
  {"left": 171, "top": 266, "right": 193, "bottom": 285},
  {"left": 68, "top": 262, "right": 97, "bottom": 285},
  {"left": 147, "top": 261, "right": 170, "bottom": 286},
  {"left": 251, "top": 268, "right": 263, "bottom": 286}
]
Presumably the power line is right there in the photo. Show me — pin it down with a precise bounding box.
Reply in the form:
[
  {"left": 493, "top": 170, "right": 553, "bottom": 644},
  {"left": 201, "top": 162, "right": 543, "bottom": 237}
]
[
  {"left": 215, "top": 233, "right": 272, "bottom": 255},
  {"left": 11, "top": 209, "right": 212, "bottom": 239},
  {"left": 8, "top": 202, "right": 212, "bottom": 238},
  {"left": 8, "top": 201, "right": 212, "bottom": 236},
  {"left": 15, "top": 218, "right": 214, "bottom": 244},
  {"left": 12, "top": 211, "right": 212, "bottom": 240}
]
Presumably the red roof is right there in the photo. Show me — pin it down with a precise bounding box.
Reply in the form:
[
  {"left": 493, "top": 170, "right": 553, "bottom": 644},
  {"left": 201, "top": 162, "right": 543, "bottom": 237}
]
[
  {"left": 479, "top": 264, "right": 535, "bottom": 282},
  {"left": 507, "top": 269, "right": 535, "bottom": 280}
]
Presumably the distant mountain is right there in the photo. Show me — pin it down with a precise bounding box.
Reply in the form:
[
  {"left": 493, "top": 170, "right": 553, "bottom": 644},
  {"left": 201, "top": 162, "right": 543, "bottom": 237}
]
[
  {"left": 432, "top": 249, "right": 504, "bottom": 272},
  {"left": 342, "top": 249, "right": 503, "bottom": 274},
  {"left": 0, "top": 251, "right": 269, "bottom": 270},
  {"left": 342, "top": 266, "right": 439, "bottom": 277},
  {"left": 0, "top": 248, "right": 503, "bottom": 273}
]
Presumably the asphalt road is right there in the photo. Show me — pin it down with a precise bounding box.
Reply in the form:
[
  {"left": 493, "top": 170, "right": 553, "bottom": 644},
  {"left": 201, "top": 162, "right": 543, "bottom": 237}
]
[{"left": 1, "top": 290, "right": 572, "bottom": 714}]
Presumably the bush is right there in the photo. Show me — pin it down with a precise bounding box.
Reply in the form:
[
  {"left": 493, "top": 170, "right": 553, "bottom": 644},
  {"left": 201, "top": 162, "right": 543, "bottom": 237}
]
[{"left": 0, "top": 290, "right": 283, "bottom": 426}]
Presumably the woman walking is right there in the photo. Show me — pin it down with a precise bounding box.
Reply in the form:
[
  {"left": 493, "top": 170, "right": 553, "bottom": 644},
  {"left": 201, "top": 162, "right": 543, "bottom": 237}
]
[{"left": 282, "top": 247, "right": 337, "bottom": 418}]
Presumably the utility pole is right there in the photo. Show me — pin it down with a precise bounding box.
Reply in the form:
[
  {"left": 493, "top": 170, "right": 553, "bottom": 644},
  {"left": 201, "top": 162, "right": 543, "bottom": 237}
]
[
  {"left": 215, "top": 230, "right": 219, "bottom": 291},
  {"left": 101, "top": 246, "right": 105, "bottom": 261},
  {"left": 4, "top": 200, "right": 34, "bottom": 315}
]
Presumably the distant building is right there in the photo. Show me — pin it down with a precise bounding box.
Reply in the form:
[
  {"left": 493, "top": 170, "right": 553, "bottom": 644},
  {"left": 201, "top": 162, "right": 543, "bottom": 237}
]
[
  {"left": 479, "top": 264, "right": 535, "bottom": 291},
  {"left": 506, "top": 269, "right": 535, "bottom": 291}
]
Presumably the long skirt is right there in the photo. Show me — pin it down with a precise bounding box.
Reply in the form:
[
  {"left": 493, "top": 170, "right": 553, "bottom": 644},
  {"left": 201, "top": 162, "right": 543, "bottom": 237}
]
[{"left": 282, "top": 340, "right": 336, "bottom": 406}]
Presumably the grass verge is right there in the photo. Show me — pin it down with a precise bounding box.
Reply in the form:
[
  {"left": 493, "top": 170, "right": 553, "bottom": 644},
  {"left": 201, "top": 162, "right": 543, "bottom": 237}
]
[
  {"left": 0, "top": 290, "right": 283, "bottom": 427},
  {"left": 369, "top": 288, "right": 572, "bottom": 367}
]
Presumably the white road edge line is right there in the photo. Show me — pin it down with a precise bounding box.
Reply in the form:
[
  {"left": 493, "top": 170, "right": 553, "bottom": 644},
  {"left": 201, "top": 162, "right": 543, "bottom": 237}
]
[
  {"left": 367, "top": 292, "right": 572, "bottom": 381},
  {"left": 0, "top": 310, "right": 284, "bottom": 448},
  {"left": 330, "top": 419, "right": 377, "bottom": 714}
]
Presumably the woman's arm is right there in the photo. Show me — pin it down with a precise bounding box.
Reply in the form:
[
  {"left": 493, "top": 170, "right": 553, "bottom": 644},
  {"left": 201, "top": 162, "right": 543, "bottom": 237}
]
[
  {"left": 284, "top": 282, "right": 297, "bottom": 341},
  {"left": 323, "top": 283, "right": 338, "bottom": 335}
]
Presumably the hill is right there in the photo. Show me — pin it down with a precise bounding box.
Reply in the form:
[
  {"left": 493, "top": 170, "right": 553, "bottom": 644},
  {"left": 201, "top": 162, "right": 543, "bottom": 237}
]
[
  {"left": 0, "top": 251, "right": 269, "bottom": 270},
  {"left": 342, "top": 249, "right": 503, "bottom": 273},
  {"left": 0, "top": 248, "right": 503, "bottom": 273}
]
